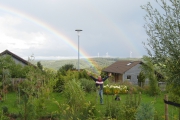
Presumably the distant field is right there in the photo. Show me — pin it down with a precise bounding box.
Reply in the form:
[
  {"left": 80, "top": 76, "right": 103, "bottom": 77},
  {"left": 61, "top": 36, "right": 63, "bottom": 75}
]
[{"left": 32, "top": 57, "right": 142, "bottom": 71}]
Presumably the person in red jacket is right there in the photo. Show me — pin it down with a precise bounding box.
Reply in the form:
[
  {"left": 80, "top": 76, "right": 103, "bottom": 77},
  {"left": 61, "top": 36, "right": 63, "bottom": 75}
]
[{"left": 88, "top": 72, "right": 111, "bottom": 104}]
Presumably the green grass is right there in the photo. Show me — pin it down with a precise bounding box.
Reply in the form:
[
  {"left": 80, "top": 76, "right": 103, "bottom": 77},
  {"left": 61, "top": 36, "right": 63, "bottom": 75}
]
[
  {"left": 0, "top": 92, "right": 179, "bottom": 119},
  {"left": 86, "top": 93, "right": 157, "bottom": 113},
  {"left": 83, "top": 92, "right": 179, "bottom": 120}
]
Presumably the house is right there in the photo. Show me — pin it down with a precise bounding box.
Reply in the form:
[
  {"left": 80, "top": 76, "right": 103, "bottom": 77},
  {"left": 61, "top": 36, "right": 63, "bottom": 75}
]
[
  {"left": 0, "top": 49, "right": 33, "bottom": 67},
  {"left": 0, "top": 50, "right": 36, "bottom": 88},
  {"left": 103, "top": 61, "right": 142, "bottom": 85}
]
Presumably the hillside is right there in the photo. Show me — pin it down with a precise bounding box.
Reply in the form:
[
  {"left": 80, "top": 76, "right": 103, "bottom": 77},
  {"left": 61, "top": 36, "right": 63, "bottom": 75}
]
[{"left": 33, "top": 57, "right": 142, "bottom": 72}]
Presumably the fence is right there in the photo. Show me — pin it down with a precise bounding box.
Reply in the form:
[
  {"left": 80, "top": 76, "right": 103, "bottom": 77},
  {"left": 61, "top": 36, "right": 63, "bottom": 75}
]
[{"left": 164, "top": 95, "right": 180, "bottom": 120}]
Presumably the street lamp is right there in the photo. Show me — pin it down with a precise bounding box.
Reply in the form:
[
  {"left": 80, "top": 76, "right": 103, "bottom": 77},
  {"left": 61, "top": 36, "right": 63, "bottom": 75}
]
[{"left": 75, "top": 29, "right": 83, "bottom": 71}]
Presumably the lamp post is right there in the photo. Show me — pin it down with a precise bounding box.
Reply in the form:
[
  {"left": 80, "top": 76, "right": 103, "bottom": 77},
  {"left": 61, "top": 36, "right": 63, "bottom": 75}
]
[{"left": 75, "top": 29, "right": 82, "bottom": 71}]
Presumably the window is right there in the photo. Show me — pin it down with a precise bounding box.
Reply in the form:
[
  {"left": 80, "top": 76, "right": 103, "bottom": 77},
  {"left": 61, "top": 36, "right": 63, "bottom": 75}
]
[
  {"left": 127, "top": 75, "right": 131, "bottom": 80},
  {"left": 127, "top": 63, "right": 131, "bottom": 65},
  {"left": 127, "top": 62, "right": 133, "bottom": 66}
]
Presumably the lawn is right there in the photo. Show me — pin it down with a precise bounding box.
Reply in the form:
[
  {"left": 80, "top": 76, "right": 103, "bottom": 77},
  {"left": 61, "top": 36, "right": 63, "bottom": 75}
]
[
  {"left": 0, "top": 92, "right": 178, "bottom": 119},
  {"left": 85, "top": 93, "right": 165, "bottom": 117}
]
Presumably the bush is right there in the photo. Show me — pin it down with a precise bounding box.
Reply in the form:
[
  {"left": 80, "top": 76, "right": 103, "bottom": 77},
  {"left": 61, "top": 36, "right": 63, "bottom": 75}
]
[
  {"left": 137, "top": 72, "right": 145, "bottom": 87},
  {"left": 120, "top": 93, "right": 141, "bottom": 120},
  {"left": 80, "top": 78, "right": 96, "bottom": 93},
  {"left": 104, "top": 98, "right": 121, "bottom": 119},
  {"left": 79, "top": 101, "right": 98, "bottom": 119},
  {"left": 56, "top": 101, "right": 98, "bottom": 120},
  {"left": 135, "top": 103, "right": 154, "bottom": 120},
  {"left": 121, "top": 104, "right": 137, "bottom": 120},
  {"left": 63, "top": 79, "right": 85, "bottom": 110},
  {"left": 53, "top": 75, "right": 65, "bottom": 92},
  {"left": 2, "top": 106, "right": 8, "bottom": 114}
]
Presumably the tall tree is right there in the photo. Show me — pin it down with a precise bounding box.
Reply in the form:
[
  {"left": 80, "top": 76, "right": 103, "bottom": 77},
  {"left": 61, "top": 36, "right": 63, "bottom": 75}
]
[
  {"left": 137, "top": 71, "right": 145, "bottom": 87},
  {"left": 142, "top": 0, "right": 180, "bottom": 99},
  {"left": 141, "top": 56, "right": 160, "bottom": 96},
  {"left": 37, "top": 61, "right": 43, "bottom": 71}
]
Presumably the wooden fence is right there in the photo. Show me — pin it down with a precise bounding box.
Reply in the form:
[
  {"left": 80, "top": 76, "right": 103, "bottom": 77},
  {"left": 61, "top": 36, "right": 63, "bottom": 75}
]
[{"left": 164, "top": 95, "right": 180, "bottom": 120}]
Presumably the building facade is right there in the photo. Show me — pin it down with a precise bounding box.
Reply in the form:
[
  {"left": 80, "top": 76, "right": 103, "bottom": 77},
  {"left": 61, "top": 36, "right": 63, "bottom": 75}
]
[{"left": 103, "top": 61, "right": 142, "bottom": 85}]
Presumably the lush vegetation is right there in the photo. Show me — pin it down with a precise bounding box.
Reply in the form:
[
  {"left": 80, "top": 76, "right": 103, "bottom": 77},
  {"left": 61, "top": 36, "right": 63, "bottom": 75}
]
[
  {"left": 141, "top": 0, "right": 180, "bottom": 119},
  {"left": 0, "top": 55, "right": 178, "bottom": 119},
  {"left": 1, "top": 0, "right": 180, "bottom": 119},
  {"left": 142, "top": 0, "right": 180, "bottom": 102}
]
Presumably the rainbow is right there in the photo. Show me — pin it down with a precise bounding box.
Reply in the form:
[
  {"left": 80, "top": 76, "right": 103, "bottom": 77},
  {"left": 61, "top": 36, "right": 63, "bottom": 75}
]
[
  {"left": 0, "top": 4, "right": 101, "bottom": 74},
  {"left": 0, "top": 2, "right": 142, "bottom": 74}
]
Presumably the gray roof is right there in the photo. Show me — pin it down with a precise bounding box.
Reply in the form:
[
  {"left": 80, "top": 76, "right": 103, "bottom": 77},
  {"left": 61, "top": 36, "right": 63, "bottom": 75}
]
[{"left": 103, "top": 60, "right": 142, "bottom": 74}]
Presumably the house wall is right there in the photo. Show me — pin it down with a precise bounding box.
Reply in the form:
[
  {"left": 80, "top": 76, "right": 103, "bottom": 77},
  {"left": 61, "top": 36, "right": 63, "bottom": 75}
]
[
  {"left": 123, "top": 64, "right": 142, "bottom": 85},
  {"left": 1, "top": 54, "right": 27, "bottom": 66},
  {"left": 12, "top": 57, "right": 27, "bottom": 66}
]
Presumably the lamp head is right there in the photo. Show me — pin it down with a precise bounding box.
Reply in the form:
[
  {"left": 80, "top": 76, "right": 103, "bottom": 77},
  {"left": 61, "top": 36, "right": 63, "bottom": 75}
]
[{"left": 75, "top": 29, "right": 83, "bottom": 35}]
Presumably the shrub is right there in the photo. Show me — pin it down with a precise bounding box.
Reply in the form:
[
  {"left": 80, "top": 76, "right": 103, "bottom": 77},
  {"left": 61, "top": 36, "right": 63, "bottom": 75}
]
[
  {"left": 2, "top": 106, "right": 8, "bottom": 115},
  {"left": 79, "top": 101, "right": 98, "bottom": 119},
  {"left": 120, "top": 93, "right": 141, "bottom": 120},
  {"left": 55, "top": 101, "right": 98, "bottom": 120},
  {"left": 80, "top": 78, "right": 96, "bottom": 93},
  {"left": 0, "top": 108, "right": 9, "bottom": 120},
  {"left": 63, "top": 79, "right": 85, "bottom": 110},
  {"left": 104, "top": 97, "right": 121, "bottom": 119},
  {"left": 135, "top": 103, "right": 154, "bottom": 120},
  {"left": 121, "top": 104, "right": 137, "bottom": 120},
  {"left": 137, "top": 71, "right": 145, "bottom": 87},
  {"left": 53, "top": 75, "right": 65, "bottom": 92}
]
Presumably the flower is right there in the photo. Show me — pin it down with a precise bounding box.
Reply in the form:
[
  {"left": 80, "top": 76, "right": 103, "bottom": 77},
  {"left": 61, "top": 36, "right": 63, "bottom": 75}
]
[{"left": 103, "top": 84, "right": 128, "bottom": 94}]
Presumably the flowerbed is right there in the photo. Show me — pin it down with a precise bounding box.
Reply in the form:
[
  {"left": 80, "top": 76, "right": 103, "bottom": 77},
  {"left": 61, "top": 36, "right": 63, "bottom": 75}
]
[{"left": 103, "top": 84, "right": 128, "bottom": 95}]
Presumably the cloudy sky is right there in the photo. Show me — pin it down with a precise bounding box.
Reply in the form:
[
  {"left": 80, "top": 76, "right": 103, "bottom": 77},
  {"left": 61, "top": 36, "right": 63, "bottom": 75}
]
[{"left": 0, "top": 0, "right": 159, "bottom": 60}]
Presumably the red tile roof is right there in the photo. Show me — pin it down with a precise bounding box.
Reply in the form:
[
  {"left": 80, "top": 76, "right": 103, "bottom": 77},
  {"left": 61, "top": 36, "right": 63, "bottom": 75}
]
[{"left": 103, "top": 60, "right": 142, "bottom": 74}]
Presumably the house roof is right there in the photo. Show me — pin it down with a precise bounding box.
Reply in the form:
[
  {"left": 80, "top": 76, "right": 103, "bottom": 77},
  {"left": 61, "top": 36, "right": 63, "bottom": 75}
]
[
  {"left": 103, "top": 60, "right": 142, "bottom": 74},
  {"left": 0, "top": 49, "right": 30, "bottom": 65}
]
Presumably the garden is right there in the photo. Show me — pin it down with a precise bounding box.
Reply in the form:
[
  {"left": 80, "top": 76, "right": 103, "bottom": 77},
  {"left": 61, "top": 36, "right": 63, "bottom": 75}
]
[
  {"left": 1, "top": 0, "right": 180, "bottom": 119},
  {"left": 0, "top": 55, "right": 179, "bottom": 120}
]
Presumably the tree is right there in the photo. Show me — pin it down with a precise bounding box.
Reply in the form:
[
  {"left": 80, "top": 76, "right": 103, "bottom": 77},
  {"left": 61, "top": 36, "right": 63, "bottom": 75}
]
[
  {"left": 0, "top": 55, "right": 32, "bottom": 79},
  {"left": 141, "top": 56, "right": 160, "bottom": 96},
  {"left": 142, "top": 0, "right": 180, "bottom": 99},
  {"left": 137, "top": 71, "right": 145, "bottom": 87},
  {"left": 59, "top": 64, "right": 75, "bottom": 71},
  {"left": 57, "top": 64, "right": 75, "bottom": 75},
  {"left": 37, "top": 61, "right": 43, "bottom": 71}
]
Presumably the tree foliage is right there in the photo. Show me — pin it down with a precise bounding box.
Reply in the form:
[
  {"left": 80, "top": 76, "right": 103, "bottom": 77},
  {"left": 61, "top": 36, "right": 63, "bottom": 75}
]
[
  {"left": 135, "top": 103, "right": 154, "bottom": 120},
  {"left": 137, "top": 71, "right": 145, "bottom": 87},
  {"left": 58, "top": 64, "right": 75, "bottom": 75},
  {"left": 141, "top": 56, "right": 160, "bottom": 96},
  {"left": 37, "top": 61, "right": 43, "bottom": 71},
  {"left": 0, "top": 55, "right": 31, "bottom": 79},
  {"left": 18, "top": 66, "right": 57, "bottom": 119},
  {"left": 54, "top": 64, "right": 89, "bottom": 92},
  {"left": 142, "top": 0, "right": 180, "bottom": 98}
]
